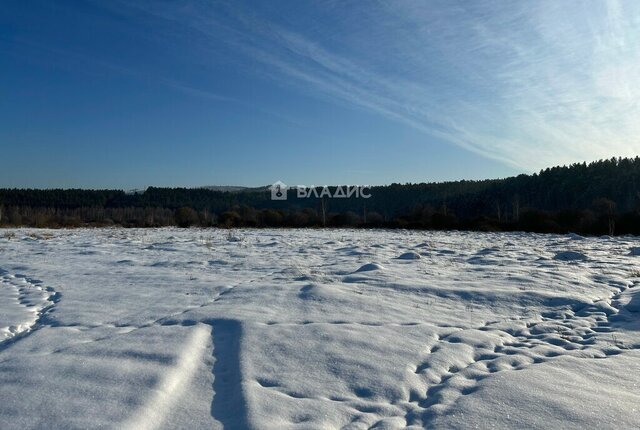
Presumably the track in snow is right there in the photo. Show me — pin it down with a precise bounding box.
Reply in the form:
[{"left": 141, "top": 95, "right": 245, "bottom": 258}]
[
  {"left": 404, "top": 280, "right": 640, "bottom": 427},
  {"left": 0, "top": 268, "right": 60, "bottom": 349}
]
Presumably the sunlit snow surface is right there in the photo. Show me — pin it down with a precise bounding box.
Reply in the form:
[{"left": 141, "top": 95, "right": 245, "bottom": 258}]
[{"left": 1, "top": 228, "right": 639, "bottom": 429}]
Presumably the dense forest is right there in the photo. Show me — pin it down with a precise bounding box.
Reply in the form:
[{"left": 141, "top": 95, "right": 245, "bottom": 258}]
[{"left": 1, "top": 157, "right": 640, "bottom": 235}]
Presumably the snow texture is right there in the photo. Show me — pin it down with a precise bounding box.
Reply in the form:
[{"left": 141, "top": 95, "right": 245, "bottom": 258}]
[{"left": 1, "top": 228, "right": 639, "bottom": 429}]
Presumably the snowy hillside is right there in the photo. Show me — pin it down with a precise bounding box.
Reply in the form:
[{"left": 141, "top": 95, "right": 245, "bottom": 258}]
[{"left": 1, "top": 228, "right": 639, "bottom": 429}]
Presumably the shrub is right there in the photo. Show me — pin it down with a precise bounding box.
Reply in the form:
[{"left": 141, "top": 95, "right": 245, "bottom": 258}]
[{"left": 175, "top": 207, "right": 199, "bottom": 228}]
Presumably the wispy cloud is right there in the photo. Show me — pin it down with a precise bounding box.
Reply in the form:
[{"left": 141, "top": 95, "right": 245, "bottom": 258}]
[{"left": 113, "top": 0, "right": 640, "bottom": 170}]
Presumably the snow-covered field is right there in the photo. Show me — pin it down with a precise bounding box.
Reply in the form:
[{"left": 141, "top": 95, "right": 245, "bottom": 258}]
[{"left": 1, "top": 228, "right": 639, "bottom": 429}]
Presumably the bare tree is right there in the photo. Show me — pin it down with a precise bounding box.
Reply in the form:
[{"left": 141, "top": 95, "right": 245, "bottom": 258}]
[
  {"left": 512, "top": 194, "right": 520, "bottom": 222},
  {"left": 593, "top": 198, "right": 616, "bottom": 235},
  {"left": 320, "top": 197, "right": 327, "bottom": 227}
]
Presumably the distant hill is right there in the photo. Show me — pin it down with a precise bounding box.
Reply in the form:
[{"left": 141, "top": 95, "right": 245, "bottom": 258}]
[
  {"left": 1, "top": 157, "right": 639, "bottom": 235},
  {"left": 201, "top": 186, "right": 269, "bottom": 193}
]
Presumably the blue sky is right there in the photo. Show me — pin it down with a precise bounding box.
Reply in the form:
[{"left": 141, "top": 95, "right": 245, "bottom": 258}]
[{"left": 1, "top": 0, "right": 639, "bottom": 189}]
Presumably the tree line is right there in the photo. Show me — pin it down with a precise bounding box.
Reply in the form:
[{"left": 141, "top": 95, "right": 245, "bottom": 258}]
[{"left": 1, "top": 157, "right": 639, "bottom": 235}]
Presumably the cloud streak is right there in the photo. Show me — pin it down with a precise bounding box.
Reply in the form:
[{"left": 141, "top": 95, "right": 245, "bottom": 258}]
[{"left": 114, "top": 0, "right": 640, "bottom": 170}]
